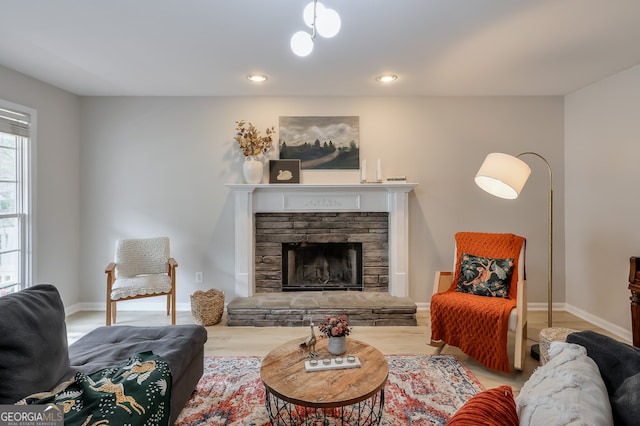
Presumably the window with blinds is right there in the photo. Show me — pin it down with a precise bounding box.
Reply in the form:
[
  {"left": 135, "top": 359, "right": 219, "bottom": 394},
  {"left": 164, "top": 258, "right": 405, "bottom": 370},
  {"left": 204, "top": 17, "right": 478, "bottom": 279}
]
[{"left": 0, "top": 104, "right": 31, "bottom": 296}]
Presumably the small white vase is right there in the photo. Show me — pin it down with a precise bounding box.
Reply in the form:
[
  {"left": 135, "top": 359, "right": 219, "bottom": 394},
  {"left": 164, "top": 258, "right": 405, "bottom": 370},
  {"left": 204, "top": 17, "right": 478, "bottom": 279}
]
[
  {"left": 328, "top": 336, "right": 346, "bottom": 355},
  {"left": 242, "top": 156, "right": 263, "bottom": 184}
]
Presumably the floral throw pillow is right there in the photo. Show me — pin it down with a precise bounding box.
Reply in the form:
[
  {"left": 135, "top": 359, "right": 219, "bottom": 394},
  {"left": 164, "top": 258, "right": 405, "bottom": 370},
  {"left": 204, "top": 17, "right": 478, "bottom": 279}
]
[{"left": 455, "top": 253, "right": 514, "bottom": 298}]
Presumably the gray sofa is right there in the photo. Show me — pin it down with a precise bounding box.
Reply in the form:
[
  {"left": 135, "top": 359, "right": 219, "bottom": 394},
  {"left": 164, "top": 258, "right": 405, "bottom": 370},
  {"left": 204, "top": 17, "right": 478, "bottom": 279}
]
[{"left": 0, "top": 284, "right": 207, "bottom": 425}]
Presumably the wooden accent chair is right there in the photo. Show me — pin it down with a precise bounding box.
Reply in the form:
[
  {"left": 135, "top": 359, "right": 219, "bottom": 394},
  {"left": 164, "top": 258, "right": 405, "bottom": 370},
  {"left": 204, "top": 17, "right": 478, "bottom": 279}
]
[
  {"left": 430, "top": 232, "right": 527, "bottom": 372},
  {"left": 105, "top": 236, "right": 177, "bottom": 326}
]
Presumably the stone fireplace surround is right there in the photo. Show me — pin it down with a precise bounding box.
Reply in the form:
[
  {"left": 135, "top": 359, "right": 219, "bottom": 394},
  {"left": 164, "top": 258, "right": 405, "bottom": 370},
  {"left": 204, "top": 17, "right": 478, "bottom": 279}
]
[
  {"left": 227, "top": 183, "right": 416, "bottom": 297},
  {"left": 226, "top": 183, "right": 418, "bottom": 326}
]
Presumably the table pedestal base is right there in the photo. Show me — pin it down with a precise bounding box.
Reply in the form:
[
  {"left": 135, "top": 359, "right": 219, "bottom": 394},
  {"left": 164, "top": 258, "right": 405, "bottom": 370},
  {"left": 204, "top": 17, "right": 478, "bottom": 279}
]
[{"left": 265, "top": 388, "right": 385, "bottom": 426}]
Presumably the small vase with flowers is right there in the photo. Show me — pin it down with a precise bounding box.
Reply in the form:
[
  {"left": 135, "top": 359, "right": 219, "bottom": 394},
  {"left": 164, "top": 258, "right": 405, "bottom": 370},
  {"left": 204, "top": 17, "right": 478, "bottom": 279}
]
[
  {"left": 234, "top": 120, "right": 276, "bottom": 184},
  {"left": 319, "top": 315, "right": 351, "bottom": 356}
]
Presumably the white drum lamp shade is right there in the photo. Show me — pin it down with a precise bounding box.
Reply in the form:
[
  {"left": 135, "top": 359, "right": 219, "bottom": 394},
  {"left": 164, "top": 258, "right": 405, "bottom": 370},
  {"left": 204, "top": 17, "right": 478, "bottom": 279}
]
[{"left": 475, "top": 153, "right": 532, "bottom": 199}]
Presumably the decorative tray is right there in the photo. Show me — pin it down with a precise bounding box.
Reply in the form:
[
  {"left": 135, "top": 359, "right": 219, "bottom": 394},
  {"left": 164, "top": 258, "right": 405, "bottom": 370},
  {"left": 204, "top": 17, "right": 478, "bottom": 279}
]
[{"left": 305, "top": 356, "right": 361, "bottom": 372}]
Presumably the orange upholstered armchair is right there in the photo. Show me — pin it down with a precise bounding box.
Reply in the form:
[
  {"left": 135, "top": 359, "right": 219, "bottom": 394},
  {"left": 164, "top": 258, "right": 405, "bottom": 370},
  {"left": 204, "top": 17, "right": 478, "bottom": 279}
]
[{"left": 430, "top": 232, "right": 527, "bottom": 372}]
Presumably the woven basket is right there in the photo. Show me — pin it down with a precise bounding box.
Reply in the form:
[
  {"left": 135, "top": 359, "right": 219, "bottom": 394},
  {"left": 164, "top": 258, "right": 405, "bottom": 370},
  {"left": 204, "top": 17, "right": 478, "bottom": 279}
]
[{"left": 190, "top": 289, "right": 224, "bottom": 326}]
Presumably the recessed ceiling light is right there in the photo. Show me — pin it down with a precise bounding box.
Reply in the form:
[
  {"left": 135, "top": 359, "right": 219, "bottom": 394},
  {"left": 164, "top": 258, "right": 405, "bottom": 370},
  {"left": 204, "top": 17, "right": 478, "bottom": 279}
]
[
  {"left": 247, "top": 74, "right": 267, "bottom": 82},
  {"left": 376, "top": 74, "right": 398, "bottom": 83}
]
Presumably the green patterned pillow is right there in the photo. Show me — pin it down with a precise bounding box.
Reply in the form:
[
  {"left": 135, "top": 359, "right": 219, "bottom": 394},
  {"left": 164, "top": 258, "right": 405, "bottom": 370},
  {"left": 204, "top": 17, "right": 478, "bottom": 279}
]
[{"left": 456, "top": 253, "right": 514, "bottom": 298}]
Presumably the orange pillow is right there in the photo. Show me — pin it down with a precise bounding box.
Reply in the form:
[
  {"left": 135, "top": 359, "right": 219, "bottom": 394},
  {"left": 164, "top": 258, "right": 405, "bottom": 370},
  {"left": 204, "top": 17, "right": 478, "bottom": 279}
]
[{"left": 448, "top": 385, "right": 518, "bottom": 426}]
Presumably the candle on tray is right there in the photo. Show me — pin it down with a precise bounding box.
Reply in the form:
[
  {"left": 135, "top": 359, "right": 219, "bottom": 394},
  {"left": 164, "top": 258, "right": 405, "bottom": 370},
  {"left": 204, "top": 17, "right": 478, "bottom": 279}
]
[
  {"left": 361, "top": 159, "right": 367, "bottom": 182},
  {"left": 376, "top": 159, "right": 382, "bottom": 182}
]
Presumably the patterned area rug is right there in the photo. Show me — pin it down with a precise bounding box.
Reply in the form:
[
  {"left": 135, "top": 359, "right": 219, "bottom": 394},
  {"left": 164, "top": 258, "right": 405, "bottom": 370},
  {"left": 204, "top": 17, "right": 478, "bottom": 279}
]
[{"left": 175, "top": 355, "right": 483, "bottom": 425}]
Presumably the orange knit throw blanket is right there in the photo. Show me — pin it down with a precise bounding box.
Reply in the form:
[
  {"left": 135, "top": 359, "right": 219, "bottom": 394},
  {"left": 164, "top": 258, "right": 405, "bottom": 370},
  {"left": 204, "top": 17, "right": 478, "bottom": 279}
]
[{"left": 430, "top": 232, "right": 525, "bottom": 373}]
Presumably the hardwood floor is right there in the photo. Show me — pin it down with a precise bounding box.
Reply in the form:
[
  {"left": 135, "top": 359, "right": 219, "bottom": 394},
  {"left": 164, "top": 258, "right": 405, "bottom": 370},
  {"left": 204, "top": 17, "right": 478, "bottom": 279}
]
[{"left": 65, "top": 309, "right": 622, "bottom": 396}]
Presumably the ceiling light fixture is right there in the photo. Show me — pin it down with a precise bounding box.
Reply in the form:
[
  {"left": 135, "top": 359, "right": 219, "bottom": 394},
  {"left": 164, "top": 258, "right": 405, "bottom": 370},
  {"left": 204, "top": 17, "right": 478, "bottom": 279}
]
[
  {"left": 247, "top": 74, "right": 267, "bottom": 82},
  {"left": 376, "top": 74, "right": 398, "bottom": 83},
  {"left": 291, "top": 0, "right": 341, "bottom": 57}
]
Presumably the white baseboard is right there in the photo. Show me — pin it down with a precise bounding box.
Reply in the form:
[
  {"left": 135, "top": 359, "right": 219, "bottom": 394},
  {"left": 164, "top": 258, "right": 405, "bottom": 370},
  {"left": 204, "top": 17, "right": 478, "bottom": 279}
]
[
  {"left": 416, "top": 302, "right": 428, "bottom": 311},
  {"left": 65, "top": 301, "right": 193, "bottom": 317},
  {"left": 564, "top": 303, "right": 632, "bottom": 343},
  {"left": 422, "top": 302, "right": 564, "bottom": 312}
]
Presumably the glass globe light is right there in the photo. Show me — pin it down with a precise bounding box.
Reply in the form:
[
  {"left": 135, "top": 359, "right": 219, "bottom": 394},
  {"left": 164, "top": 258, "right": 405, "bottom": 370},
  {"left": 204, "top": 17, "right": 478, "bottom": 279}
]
[
  {"left": 316, "top": 7, "right": 341, "bottom": 38},
  {"left": 303, "top": 2, "right": 325, "bottom": 28},
  {"left": 290, "top": 31, "right": 314, "bottom": 57}
]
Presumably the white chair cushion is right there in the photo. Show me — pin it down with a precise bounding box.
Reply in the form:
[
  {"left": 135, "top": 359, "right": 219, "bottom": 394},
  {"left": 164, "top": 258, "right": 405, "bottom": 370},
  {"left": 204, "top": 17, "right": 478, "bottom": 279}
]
[
  {"left": 110, "top": 275, "right": 172, "bottom": 300},
  {"left": 115, "top": 237, "right": 170, "bottom": 278}
]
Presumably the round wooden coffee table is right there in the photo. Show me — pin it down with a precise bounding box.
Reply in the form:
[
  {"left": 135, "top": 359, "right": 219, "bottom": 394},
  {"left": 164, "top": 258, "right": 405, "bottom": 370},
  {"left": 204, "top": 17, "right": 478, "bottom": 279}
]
[{"left": 260, "top": 337, "right": 388, "bottom": 425}]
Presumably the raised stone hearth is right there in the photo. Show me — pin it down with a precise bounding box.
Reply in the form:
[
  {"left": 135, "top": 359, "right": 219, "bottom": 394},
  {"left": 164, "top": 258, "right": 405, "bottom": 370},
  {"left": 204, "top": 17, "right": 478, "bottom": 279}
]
[{"left": 226, "top": 292, "right": 417, "bottom": 327}]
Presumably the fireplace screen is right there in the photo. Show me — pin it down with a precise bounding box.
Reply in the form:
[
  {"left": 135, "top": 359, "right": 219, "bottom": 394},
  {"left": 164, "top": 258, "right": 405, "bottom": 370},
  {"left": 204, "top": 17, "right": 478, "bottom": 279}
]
[{"left": 282, "top": 242, "right": 363, "bottom": 291}]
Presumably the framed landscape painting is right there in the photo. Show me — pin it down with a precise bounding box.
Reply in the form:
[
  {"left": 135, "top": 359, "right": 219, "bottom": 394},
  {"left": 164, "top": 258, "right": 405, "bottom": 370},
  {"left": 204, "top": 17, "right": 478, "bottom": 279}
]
[{"left": 278, "top": 116, "right": 359, "bottom": 170}]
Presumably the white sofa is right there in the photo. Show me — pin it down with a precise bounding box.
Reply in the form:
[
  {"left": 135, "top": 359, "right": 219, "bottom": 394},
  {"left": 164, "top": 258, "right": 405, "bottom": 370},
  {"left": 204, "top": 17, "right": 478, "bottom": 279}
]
[
  {"left": 516, "top": 330, "right": 640, "bottom": 426},
  {"left": 516, "top": 341, "right": 612, "bottom": 425},
  {"left": 448, "top": 330, "right": 639, "bottom": 425}
]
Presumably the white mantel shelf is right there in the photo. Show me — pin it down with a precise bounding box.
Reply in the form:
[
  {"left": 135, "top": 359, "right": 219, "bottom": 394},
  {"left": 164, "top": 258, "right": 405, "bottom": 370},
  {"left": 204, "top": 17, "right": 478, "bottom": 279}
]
[
  {"left": 226, "top": 182, "right": 418, "bottom": 298},
  {"left": 226, "top": 183, "right": 417, "bottom": 189}
]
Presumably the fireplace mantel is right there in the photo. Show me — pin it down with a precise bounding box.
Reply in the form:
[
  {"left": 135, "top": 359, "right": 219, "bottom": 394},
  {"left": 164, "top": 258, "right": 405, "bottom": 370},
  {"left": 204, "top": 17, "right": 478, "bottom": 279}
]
[{"left": 226, "top": 183, "right": 417, "bottom": 298}]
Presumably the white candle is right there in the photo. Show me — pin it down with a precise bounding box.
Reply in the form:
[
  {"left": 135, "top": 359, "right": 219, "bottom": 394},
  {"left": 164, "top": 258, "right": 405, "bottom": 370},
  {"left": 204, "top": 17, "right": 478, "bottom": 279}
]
[
  {"left": 361, "top": 159, "right": 367, "bottom": 182},
  {"left": 376, "top": 159, "right": 382, "bottom": 182}
]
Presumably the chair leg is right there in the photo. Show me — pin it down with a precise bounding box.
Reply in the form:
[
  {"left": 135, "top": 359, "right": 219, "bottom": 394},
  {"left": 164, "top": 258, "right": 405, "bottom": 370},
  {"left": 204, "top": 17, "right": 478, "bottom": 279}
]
[
  {"left": 521, "top": 325, "right": 528, "bottom": 367},
  {"left": 514, "top": 323, "right": 527, "bottom": 371},
  {"left": 111, "top": 301, "right": 117, "bottom": 325},
  {"left": 170, "top": 291, "right": 176, "bottom": 325},
  {"left": 106, "top": 299, "right": 111, "bottom": 326},
  {"left": 429, "top": 339, "right": 445, "bottom": 354}
]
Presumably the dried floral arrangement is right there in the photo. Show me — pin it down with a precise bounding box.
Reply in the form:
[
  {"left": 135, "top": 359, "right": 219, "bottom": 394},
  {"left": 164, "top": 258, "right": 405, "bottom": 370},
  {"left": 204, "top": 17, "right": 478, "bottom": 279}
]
[
  {"left": 234, "top": 120, "right": 276, "bottom": 157},
  {"left": 318, "top": 315, "right": 351, "bottom": 338}
]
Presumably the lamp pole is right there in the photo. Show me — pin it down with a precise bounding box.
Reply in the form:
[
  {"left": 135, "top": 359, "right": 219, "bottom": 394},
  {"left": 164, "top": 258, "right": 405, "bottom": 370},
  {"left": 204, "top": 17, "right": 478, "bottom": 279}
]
[
  {"left": 516, "top": 152, "right": 553, "bottom": 361},
  {"left": 517, "top": 152, "right": 553, "bottom": 329}
]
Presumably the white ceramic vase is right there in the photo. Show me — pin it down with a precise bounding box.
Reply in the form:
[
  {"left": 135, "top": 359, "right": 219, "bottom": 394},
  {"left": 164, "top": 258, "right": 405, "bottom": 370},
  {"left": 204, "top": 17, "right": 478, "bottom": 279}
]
[
  {"left": 328, "top": 336, "right": 346, "bottom": 355},
  {"left": 242, "top": 156, "right": 263, "bottom": 184}
]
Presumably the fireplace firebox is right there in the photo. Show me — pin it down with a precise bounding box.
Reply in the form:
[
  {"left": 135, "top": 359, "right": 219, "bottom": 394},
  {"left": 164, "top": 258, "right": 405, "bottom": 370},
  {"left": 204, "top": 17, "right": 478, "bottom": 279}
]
[
  {"left": 282, "top": 242, "right": 363, "bottom": 291},
  {"left": 254, "top": 211, "right": 391, "bottom": 293}
]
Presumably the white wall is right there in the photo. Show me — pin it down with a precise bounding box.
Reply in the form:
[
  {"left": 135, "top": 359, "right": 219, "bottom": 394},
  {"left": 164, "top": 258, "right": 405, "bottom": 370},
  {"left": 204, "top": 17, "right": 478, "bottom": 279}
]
[
  {"left": 6, "top": 61, "right": 639, "bottom": 341},
  {"left": 78, "top": 96, "right": 565, "bottom": 311},
  {"left": 565, "top": 65, "right": 640, "bottom": 339},
  {"left": 0, "top": 65, "right": 81, "bottom": 307}
]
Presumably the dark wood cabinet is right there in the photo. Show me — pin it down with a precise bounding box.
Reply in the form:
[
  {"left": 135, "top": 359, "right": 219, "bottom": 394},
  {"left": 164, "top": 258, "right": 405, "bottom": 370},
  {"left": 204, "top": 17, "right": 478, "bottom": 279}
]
[{"left": 629, "top": 257, "right": 640, "bottom": 347}]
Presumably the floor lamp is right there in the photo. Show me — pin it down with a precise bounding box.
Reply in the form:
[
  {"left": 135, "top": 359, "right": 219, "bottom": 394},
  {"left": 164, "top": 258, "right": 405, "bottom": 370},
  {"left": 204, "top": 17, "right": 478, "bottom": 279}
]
[{"left": 474, "top": 152, "right": 553, "bottom": 361}]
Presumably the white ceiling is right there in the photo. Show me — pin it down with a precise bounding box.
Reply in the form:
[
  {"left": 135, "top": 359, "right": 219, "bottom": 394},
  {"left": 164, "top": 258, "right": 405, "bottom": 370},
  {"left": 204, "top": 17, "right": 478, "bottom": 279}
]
[{"left": 2, "top": 0, "right": 640, "bottom": 97}]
